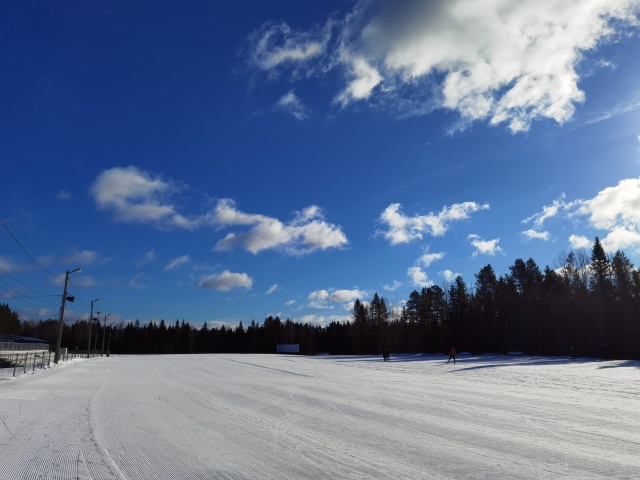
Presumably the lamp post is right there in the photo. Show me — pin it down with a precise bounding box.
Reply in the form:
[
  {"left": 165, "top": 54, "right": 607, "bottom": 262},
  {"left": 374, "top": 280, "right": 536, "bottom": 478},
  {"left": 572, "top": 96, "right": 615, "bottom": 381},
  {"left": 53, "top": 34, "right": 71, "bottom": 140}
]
[
  {"left": 87, "top": 298, "right": 100, "bottom": 358},
  {"left": 101, "top": 313, "right": 111, "bottom": 356},
  {"left": 54, "top": 268, "right": 81, "bottom": 364}
]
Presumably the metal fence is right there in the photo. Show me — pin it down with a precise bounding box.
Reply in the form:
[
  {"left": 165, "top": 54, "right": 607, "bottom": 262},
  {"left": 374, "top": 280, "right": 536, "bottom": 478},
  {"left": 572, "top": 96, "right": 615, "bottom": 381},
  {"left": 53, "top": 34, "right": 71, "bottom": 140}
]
[{"left": 0, "top": 351, "right": 52, "bottom": 379}]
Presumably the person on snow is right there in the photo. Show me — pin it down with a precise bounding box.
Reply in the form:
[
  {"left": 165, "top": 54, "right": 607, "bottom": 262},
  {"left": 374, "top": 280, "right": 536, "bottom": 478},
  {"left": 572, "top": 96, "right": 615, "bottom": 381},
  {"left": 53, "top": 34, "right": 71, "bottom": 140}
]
[{"left": 447, "top": 347, "right": 456, "bottom": 364}]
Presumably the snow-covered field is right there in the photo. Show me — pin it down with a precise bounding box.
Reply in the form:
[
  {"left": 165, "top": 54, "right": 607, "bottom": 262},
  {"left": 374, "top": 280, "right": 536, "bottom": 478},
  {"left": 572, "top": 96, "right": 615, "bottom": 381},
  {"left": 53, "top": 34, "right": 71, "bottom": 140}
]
[{"left": 1, "top": 354, "right": 639, "bottom": 479}]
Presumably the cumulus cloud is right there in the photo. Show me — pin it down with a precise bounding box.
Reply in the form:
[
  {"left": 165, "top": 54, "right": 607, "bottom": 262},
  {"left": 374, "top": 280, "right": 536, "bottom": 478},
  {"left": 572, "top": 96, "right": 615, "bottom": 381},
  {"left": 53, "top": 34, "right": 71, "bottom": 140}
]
[
  {"left": 569, "top": 234, "right": 591, "bottom": 250},
  {"left": 439, "top": 269, "right": 460, "bottom": 282},
  {"left": 576, "top": 178, "right": 640, "bottom": 231},
  {"left": 379, "top": 201, "right": 489, "bottom": 245},
  {"left": 90, "top": 166, "right": 193, "bottom": 229},
  {"left": 199, "top": 271, "right": 253, "bottom": 291},
  {"left": 274, "top": 90, "right": 311, "bottom": 120},
  {"left": 308, "top": 288, "right": 365, "bottom": 309},
  {"left": 246, "top": 0, "right": 640, "bottom": 132},
  {"left": 164, "top": 255, "right": 190, "bottom": 271},
  {"left": 468, "top": 234, "right": 503, "bottom": 256},
  {"left": 212, "top": 199, "right": 348, "bottom": 255},
  {"left": 522, "top": 229, "right": 550, "bottom": 241},
  {"left": 417, "top": 250, "right": 445, "bottom": 267},
  {"left": 91, "top": 168, "right": 347, "bottom": 256},
  {"left": 407, "top": 266, "right": 433, "bottom": 288}
]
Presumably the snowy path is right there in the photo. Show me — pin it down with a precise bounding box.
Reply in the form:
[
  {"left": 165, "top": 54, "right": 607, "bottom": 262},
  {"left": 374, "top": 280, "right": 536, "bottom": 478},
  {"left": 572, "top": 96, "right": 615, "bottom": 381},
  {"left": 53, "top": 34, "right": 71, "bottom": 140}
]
[{"left": 1, "top": 354, "right": 639, "bottom": 479}]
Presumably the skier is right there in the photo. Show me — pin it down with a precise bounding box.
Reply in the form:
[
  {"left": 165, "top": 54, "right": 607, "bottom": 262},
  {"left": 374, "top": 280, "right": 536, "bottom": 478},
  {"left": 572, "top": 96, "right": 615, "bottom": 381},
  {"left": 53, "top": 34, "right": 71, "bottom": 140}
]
[{"left": 447, "top": 347, "right": 456, "bottom": 364}]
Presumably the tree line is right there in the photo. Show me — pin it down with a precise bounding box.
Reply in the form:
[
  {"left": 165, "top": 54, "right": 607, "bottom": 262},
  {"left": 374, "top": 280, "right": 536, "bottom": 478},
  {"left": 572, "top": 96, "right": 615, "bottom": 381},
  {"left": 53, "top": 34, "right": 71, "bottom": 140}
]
[{"left": 1, "top": 238, "right": 638, "bottom": 359}]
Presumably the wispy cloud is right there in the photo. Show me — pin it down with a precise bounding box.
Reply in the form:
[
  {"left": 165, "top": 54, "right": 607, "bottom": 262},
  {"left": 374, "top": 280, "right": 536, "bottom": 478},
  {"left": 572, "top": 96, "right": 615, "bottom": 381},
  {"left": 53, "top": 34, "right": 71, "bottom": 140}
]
[
  {"left": 266, "top": 284, "right": 279, "bottom": 295},
  {"left": 274, "top": 90, "right": 310, "bottom": 120},
  {"left": 129, "top": 272, "right": 146, "bottom": 289},
  {"left": 56, "top": 190, "right": 71, "bottom": 201},
  {"left": 164, "top": 255, "right": 190, "bottom": 271}
]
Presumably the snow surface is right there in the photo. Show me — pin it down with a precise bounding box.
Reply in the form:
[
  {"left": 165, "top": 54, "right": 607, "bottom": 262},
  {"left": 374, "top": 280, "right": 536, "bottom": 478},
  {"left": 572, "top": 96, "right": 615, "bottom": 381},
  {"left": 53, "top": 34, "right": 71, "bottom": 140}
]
[{"left": 1, "top": 354, "right": 639, "bottom": 479}]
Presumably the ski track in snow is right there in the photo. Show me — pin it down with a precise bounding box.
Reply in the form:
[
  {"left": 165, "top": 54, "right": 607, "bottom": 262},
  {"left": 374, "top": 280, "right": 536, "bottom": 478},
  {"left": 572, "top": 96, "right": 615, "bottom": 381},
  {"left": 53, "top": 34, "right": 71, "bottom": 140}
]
[{"left": 1, "top": 354, "right": 639, "bottom": 479}]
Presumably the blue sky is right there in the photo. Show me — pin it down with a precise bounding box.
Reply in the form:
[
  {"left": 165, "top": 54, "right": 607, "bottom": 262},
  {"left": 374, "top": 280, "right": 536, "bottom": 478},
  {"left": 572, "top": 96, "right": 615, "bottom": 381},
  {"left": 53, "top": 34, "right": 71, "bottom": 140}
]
[{"left": 2, "top": 0, "right": 640, "bottom": 329}]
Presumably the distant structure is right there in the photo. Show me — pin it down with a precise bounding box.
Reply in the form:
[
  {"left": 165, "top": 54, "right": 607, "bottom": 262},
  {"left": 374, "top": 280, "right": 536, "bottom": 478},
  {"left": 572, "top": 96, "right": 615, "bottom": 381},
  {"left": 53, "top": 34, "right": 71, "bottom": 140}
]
[
  {"left": 276, "top": 344, "right": 300, "bottom": 354},
  {"left": 0, "top": 335, "right": 48, "bottom": 344}
]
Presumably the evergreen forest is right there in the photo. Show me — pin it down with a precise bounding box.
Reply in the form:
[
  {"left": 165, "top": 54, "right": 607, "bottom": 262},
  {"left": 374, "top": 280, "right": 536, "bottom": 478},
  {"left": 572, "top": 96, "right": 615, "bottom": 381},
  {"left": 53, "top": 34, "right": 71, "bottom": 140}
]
[{"left": 2, "top": 238, "right": 639, "bottom": 359}]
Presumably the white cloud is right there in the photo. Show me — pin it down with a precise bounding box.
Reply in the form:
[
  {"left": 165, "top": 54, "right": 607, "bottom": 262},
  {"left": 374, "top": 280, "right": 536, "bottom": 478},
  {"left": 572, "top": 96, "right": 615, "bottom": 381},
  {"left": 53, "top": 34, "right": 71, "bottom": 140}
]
[
  {"left": 407, "top": 266, "right": 433, "bottom": 288},
  {"left": 568, "top": 234, "right": 591, "bottom": 250},
  {"left": 379, "top": 201, "right": 489, "bottom": 245},
  {"left": 468, "top": 234, "right": 503, "bottom": 256},
  {"left": 199, "top": 271, "right": 253, "bottom": 292},
  {"left": 274, "top": 90, "right": 310, "bottom": 120},
  {"left": 308, "top": 288, "right": 365, "bottom": 309},
  {"left": 90, "top": 166, "right": 194, "bottom": 230},
  {"left": 417, "top": 251, "right": 445, "bottom": 267},
  {"left": 602, "top": 227, "right": 640, "bottom": 253},
  {"left": 576, "top": 177, "right": 640, "bottom": 231},
  {"left": 212, "top": 199, "right": 348, "bottom": 255},
  {"left": 285, "top": 300, "right": 296, "bottom": 306},
  {"left": 247, "top": 0, "right": 640, "bottom": 132},
  {"left": 248, "top": 21, "right": 332, "bottom": 73},
  {"left": 91, "top": 168, "right": 347, "bottom": 257},
  {"left": 266, "top": 284, "right": 279, "bottom": 295},
  {"left": 164, "top": 255, "right": 190, "bottom": 271},
  {"left": 522, "top": 195, "right": 573, "bottom": 229},
  {"left": 383, "top": 280, "right": 402, "bottom": 291},
  {"left": 439, "top": 269, "right": 460, "bottom": 282},
  {"left": 522, "top": 229, "right": 550, "bottom": 241}
]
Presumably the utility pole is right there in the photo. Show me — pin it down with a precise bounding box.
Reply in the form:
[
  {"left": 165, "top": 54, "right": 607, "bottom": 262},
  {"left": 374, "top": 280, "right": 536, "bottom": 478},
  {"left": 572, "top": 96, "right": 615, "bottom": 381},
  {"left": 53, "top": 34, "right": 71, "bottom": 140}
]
[
  {"left": 101, "top": 313, "right": 111, "bottom": 356},
  {"left": 87, "top": 298, "right": 100, "bottom": 358},
  {"left": 54, "top": 268, "right": 81, "bottom": 364},
  {"left": 94, "top": 311, "right": 100, "bottom": 352}
]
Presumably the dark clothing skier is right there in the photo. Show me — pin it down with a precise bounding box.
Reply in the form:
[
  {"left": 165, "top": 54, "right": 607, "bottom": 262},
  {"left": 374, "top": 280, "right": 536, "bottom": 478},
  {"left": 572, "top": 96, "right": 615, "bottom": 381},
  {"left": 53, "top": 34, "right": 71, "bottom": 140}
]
[{"left": 447, "top": 347, "right": 456, "bottom": 364}]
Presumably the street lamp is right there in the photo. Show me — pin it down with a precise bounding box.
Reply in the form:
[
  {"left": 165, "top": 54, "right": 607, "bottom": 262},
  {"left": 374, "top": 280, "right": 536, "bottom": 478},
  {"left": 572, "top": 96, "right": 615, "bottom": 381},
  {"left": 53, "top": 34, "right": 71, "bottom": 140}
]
[
  {"left": 87, "top": 298, "right": 100, "bottom": 358},
  {"left": 101, "top": 313, "right": 111, "bottom": 356},
  {"left": 94, "top": 311, "right": 100, "bottom": 352},
  {"left": 54, "top": 268, "right": 81, "bottom": 364}
]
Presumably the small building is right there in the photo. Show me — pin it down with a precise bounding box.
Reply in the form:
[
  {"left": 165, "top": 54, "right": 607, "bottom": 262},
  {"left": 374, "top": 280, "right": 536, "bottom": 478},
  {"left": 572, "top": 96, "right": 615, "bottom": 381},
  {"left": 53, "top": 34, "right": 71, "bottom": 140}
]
[{"left": 276, "top": 344, "right": 300, "bottom": 354}]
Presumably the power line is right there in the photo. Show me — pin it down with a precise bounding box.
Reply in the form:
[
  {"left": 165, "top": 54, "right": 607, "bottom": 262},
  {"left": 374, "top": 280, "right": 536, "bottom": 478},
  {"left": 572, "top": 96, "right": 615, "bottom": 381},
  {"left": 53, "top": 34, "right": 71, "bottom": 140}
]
[
  {"left": 0, "top": 217, "right": 61, "bottom": 278},
  {"left": 0, "top": 264, "right": 54, "bottom": 296}
]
